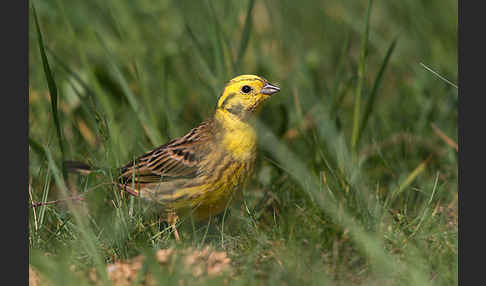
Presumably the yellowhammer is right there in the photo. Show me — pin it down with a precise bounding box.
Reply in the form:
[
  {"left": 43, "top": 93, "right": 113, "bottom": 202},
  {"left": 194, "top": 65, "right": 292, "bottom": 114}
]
[{"left": 67, "top": 74, "right": 280, "bottom": 239}]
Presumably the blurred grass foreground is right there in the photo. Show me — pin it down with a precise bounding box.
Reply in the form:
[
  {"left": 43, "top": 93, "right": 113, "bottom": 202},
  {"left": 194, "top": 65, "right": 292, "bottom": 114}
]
[{"left": 29, "top": 0, "right": 457, "bottom": 285}]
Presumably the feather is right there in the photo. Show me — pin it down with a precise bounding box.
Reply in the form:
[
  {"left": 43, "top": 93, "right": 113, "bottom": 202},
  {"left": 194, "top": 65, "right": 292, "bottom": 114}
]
[{"left": 118, "top": 120, "right": 215, "bottom": 188}]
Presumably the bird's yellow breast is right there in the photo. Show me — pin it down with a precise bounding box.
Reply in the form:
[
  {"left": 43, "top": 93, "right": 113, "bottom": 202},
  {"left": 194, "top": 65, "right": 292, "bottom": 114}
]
[
  {"left": 179, "top": 110, "right": 256, "bottom": 220},
  {"left": 215, "top": 109, "right": 257, "bottom": 161}
]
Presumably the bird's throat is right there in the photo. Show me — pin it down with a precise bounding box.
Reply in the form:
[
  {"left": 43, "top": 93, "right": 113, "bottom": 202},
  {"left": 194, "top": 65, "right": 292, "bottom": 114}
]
[{"left": 214, "top": 109, "right": 257, "bottom": 161}]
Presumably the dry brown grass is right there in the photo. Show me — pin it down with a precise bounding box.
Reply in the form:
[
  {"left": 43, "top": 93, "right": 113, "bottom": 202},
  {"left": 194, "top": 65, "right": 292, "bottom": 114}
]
[
  {"left": 88, "top": 247, "right": 231, "bottom": 286},
  {"left": 29, "top": 266, "right": 47, "bottom": 286}
]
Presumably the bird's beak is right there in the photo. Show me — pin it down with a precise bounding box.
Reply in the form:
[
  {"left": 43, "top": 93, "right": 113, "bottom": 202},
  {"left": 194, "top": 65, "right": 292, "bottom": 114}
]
[{"left": 261, "top": 82, "right": 280, "bottom": 95}]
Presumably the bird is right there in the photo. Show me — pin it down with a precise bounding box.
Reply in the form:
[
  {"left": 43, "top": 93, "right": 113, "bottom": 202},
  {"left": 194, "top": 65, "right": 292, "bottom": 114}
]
[{"left": 66, "top": 74, "right": 280, "bottom": 240}]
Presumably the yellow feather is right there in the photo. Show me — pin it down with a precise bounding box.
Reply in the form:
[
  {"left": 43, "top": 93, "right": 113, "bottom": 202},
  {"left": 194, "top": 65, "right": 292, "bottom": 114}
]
[{"left": 215, "top": 109, "right": 257, "bottom": 161}]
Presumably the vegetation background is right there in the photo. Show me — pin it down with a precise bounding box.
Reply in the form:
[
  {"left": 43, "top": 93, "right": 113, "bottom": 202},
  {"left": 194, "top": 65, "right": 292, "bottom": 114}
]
[{"left": 29, "top": 0, "right": 458, "bottom": 285}]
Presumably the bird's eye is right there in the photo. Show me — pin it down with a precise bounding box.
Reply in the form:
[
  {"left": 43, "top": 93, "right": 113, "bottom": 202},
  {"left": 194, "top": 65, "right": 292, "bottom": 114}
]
[{"left": 241, "top": 85, "right": 252, "bottom": 94}]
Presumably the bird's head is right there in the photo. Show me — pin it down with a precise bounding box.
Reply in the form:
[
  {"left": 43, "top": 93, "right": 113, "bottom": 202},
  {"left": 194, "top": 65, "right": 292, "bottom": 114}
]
[{"left": 216, "top": 75, "right": 280, "bottom": 120}]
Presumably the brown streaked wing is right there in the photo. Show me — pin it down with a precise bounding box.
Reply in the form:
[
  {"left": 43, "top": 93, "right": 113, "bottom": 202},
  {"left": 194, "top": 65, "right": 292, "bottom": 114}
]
[{"left": 119, "top": 120, "right": 214, "bottom": 185}]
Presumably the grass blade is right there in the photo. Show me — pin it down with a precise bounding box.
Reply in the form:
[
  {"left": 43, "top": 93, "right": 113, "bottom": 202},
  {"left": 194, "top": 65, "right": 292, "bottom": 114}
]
[
  {"left": 47, "top": 49, "right": 110, "bottom": 143},
  {"left": 96, "top": 33, "right": 163, "bottom": 146},
  {"left": 389, "top": 155, "right": 432, "bottom": 204},
  {"left": 357, "top": 38, "right": 397, "bottom": 145},
  {"left": 431, "top": 123, "right": 458, "bottom": 151},
  {"left": 210, "top": 6, "right": 236, "bottom": 75},
  {"left": 29, "top": 137, "right": 47, "bottom": 162},
  {"left": 32, "top": 3, "right": 66, "bottom": 179},
  {"left": 351, "top": 0, "right": 373, "bottom": 151},
  {"left": 207, "top": 0, "right": 230, "bottom": 79},
  {"left": 174, "top": 0, "right": 215, "bottom": 80},
  {"left": 37, "top": 172, "right": 51, "bottom": 231},
  {"left": 420, "top": 62, "right": 458, "bottom": 89},
  {"left": 409, "top": 172, "right": 440, "bottom": 238},
  {"left": 236, "top": 0, "right": 255, "bottom": 69},
  {"left": 330, "top": 33, "right": 351, "bottom": 104},
  {"left": 43, "top": 146, "right": 110, "bottom": 284}
]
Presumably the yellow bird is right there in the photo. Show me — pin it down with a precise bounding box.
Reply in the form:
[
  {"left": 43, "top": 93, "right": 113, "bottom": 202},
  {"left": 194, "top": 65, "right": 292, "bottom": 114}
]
[{"left": 67, "top": 75, "right": 280, "bottom": 239}]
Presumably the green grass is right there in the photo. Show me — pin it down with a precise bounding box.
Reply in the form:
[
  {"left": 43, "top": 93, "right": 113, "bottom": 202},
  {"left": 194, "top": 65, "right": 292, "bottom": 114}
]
[{"left": 29, "top": 0, "right": 458, "bottom": 285}]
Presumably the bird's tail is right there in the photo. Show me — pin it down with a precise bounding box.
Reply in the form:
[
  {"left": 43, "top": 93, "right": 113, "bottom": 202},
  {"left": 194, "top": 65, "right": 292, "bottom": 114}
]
[
  {"left": 64, "top": 161, "right": 139, "bottom": 197},
  {"left": 63, "top": 160, "right": 95, "bottom": 175}
]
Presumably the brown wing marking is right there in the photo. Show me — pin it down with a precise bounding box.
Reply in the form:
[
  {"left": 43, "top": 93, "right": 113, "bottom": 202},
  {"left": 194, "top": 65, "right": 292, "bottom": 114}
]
[{"left": 118, "top": 121, "right": 214, "bottom": 189}]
